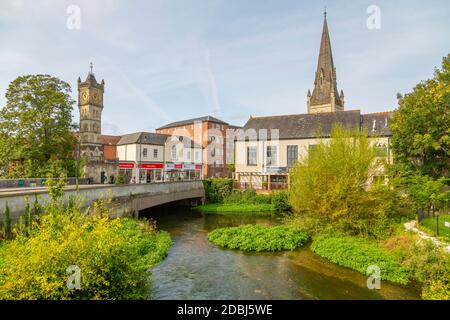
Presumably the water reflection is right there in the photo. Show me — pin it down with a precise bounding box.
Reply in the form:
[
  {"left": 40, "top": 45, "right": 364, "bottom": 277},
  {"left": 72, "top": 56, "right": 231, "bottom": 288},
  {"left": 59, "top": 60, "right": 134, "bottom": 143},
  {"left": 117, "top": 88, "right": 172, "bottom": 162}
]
[{"left": 141, "top": 206, "right": 420, "bottom": 300}]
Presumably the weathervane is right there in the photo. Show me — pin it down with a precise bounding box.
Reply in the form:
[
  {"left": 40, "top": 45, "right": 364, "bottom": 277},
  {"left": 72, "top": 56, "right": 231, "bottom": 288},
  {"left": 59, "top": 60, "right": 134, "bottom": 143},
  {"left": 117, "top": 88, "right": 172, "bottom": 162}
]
[
  {"left": 90, "top": 62, "right": 93, "bottom": 74},
  {"left": 324, "top": 6, "right": 327, "bottom": 17}
]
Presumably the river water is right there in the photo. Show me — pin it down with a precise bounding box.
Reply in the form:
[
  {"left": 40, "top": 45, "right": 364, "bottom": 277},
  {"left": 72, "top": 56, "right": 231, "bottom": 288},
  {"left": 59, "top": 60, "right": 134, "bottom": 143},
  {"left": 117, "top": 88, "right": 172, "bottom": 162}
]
[{"left": 143, "top": 207, "right": 421, "bottom": 300}]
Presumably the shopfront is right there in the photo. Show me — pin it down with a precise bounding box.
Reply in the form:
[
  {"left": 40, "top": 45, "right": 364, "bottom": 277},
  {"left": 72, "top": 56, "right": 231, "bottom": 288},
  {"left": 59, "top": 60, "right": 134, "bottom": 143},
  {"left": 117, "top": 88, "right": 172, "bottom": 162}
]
[
  {"left": 139, "top": 163, "right": 164, "bottom": 183},
  {"left": 165, "top": 163, "right": 185, "bottom": 181},
  {"left": 184, "top": 163, "right": 202, "bottom": 180},
  {"left": 118, "top": 162, "right": 135, "bottom": 184}
]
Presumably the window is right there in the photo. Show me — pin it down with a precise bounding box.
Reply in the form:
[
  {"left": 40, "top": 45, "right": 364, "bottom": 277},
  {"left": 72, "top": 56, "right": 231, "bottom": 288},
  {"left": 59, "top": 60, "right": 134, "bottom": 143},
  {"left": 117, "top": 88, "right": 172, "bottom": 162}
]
[
  {"left": 187, "top": 150, "right": 191, "bottom": 160},
  {"left": 171, "top": 145, "right": 177, "bottom": 161},
  {"left": 153, "top": 148, "right": 158, "bottom": 158},
  {"left": 266, "top": 146, "right": 277, "bottom": 166},
  {"left": 287, "top": 145, "right": 298, "bottom": 167},
  {"left": 247, "top": 146, "right": 257, "bottom": 166},
  {"left": 195, "top": 151, "right": 200, "bottom": 161},
  {"left": 142, "top": 148, "right": 148, "bottom": 158}
]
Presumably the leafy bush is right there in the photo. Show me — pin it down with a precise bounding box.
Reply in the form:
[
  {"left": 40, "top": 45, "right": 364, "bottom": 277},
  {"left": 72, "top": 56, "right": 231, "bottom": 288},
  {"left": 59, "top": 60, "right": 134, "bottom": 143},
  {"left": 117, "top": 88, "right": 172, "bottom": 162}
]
[
  {"left": 399, "top": 239, "right": 450, "bottom": 300},
  {"left": 0, "top": 202, "right": 172, "bottom": 299},
  {"left": 208, "top": 224, "right": 308, "bottom": 252},
  {"left": 310, "top": 234, "right": 409, "bottom": 285},
  {"left": 0, "top": 202, "right": 12, "bottom": 240},
  {"left": 203, "top": 178, "right": 233, "bottom": 203},
  {"left": 289, "top": 125, "right": 406, "bottom": 238},
  {"left": 115, "top": 175, "right": 125, "bottom": 186},
  {"left": 224, "top": 189, "right": 272, "bottom": 205},
  {"left": 271, "top": 190, "right": 292, "bottom": 213}
]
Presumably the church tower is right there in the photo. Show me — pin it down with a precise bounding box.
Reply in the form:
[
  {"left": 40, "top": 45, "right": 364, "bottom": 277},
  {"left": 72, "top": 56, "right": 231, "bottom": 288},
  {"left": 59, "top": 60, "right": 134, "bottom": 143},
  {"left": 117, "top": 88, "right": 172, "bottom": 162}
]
[
  {"left": 307, "top": 11, "right": 344, "bottom": 114},
  {"left": 78, "top": 63, "right": 105, "bottom": 161}
]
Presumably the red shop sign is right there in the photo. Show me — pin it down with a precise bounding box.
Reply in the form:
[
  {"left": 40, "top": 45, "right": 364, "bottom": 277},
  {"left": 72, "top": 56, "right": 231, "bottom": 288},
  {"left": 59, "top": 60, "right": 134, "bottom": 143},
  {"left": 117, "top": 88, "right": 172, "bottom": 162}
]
[
  {"left": 140, "top": 163, "right": 164, "bottom": 169},
  {"left": 174, "top": 164, "right": 184, "bottom": 169},
  {"left": 119, "top": 163, "right": 134, "bottom": 169},
  {"left": 195, "top": 164, "right": 202, "bottom": 170}
]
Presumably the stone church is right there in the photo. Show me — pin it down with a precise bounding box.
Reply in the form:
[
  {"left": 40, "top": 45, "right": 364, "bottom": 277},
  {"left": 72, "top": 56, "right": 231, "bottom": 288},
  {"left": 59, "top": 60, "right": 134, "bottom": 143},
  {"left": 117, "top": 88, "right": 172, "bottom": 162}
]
[
  {"left": 234, "top": 12, "right": 393, "bottom": 190},
  {"left": 77, "top": 68, "right": 119, "bottom": 183}
]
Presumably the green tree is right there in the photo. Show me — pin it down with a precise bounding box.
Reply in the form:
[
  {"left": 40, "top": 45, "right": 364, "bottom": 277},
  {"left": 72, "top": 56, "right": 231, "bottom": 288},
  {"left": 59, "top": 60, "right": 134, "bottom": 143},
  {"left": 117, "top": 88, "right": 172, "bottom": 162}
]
[
  {"left": 0, "top": 74, "right": 77, "bottom": 178},
  {"left": 288, "top": 125, "right": 402, "bottom": 238},
  {"left": 403, "top": 175, "right": 449, "bottom": 215},
  {"left": 391, "top": 54, "right": 450, "bottom": 178}
]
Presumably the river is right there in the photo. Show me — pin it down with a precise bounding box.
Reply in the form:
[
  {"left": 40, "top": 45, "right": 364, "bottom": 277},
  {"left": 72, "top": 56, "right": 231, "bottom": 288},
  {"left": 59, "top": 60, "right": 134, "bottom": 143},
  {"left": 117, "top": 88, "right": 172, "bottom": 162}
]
[{"left": 143, "top": 206, "right": 421, "bottom": 300}]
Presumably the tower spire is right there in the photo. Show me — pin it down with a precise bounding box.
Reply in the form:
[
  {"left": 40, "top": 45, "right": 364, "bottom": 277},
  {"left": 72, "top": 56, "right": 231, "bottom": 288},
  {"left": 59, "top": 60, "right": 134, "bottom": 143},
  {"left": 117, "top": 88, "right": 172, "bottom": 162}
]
[
  {"left": 90, "top": 62, "right": 93, "bottom": 74},
  {"left": 307, "top": 11, "right": 344, "bottom": 113}
]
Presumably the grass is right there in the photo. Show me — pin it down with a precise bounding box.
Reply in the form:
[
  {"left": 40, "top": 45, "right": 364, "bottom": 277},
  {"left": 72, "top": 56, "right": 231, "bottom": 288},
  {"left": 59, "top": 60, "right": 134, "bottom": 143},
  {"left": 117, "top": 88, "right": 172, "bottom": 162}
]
[
  {"left": 310, "top": 234, "right": 410, "bottom": 285},
  {"left": 208, "top": 224, "right": 309, "bottom": 252},
  {"left": 193, "top": 203, "right": 275, "bottom": 214},
  {"left": 420, "top": 214, "right": 450, "bottom": 242}
]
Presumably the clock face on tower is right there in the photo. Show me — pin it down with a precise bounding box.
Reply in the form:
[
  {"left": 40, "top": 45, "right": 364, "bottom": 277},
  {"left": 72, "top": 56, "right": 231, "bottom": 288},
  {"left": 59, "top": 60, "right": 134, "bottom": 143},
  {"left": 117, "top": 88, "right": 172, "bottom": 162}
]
[
  {"left": 93, "top": 92, "right": 99, "bottom": 103},
  {"left": 81, "top": 92, "right": 88, "bottom": 104}
]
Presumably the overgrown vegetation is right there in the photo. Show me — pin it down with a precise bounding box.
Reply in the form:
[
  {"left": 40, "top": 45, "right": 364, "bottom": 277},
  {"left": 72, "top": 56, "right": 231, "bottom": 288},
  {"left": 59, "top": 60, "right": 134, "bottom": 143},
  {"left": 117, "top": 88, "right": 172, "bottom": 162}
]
[
  {"left": 199, "top": 181, "right": 291, "bottom": 214},
  {"left": 202, "top": 178, "right": 233, "bottom": 203},
  {"left": 208, "top": 224, "right": 308, "bottom": 252},
  {"left": 288, "top": 125, "right": 408, "bottom": 238},
  {"left": 390, "top": 54, "right": 450, "bottom": 178},
  {"left": 310, "top": 234, "right": 410, "bottom": 285}
]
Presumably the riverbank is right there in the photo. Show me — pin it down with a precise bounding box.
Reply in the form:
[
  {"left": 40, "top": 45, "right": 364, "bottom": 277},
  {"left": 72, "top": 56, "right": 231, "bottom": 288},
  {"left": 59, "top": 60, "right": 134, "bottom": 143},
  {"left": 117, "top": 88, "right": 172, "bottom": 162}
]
[
  {"left": 193, "top": 203, "right": 275, "bottom": 214},
  {"left": 308, "top": 230, "right": 450, "bottom": 300},
  {"left": 146, "top": 207, "right": 420, "bottom": 300}
]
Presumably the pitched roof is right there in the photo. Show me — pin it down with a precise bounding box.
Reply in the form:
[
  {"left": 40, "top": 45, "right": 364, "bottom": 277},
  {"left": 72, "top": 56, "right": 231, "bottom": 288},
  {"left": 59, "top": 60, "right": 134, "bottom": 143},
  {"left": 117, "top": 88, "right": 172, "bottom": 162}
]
[
  {"left": 100, "top": 135, "right": 121, "bottom": 146},
  {"left": 117, "top": 132, "right": 169, "bottom": 146},
  {"left": 238, "top": 110, "right": 362, "bottom": 140},
  {"left": 156, "top": 115, "right": 228, "bottom": 130},
  {"left": 361, "top": 112, "right": 393, "bottom": 136},
  {"left": 165, "top": 135, "right": 202, "bottom": 149},
  {"left": 237, "top": 110, "right": 393, "bottom": 141}
]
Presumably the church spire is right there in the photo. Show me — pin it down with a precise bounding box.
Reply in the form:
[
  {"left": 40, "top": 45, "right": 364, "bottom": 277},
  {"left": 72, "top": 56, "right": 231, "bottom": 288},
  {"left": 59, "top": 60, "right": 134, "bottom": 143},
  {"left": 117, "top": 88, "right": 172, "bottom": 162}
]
[{"left": 307, "top": 11, "right": 344, "bottom": 114}]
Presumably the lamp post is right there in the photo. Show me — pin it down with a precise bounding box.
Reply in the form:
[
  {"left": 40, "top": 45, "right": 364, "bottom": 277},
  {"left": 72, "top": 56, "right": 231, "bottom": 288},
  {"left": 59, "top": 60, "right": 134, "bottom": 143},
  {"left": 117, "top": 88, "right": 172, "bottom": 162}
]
[
  {"left": 75, "top": 132, "right": 81, "bottom": 192},
  {"left": 436, "top": 211, "right": 440, "bottom": 236}
]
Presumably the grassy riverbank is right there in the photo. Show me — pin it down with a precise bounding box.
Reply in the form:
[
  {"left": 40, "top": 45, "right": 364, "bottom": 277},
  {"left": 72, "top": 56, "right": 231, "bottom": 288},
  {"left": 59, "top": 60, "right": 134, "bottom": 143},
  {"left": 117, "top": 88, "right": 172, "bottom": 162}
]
[
  {"left": 310, "top": 234, "right": 409, "bottom": 285},
  {"left": 194, "top": 203, "right": 275, "bottom": 214},
  {"left": 309, "top": 231, "right": 450, "bottom": 299},
  {"left": 200, "top": 178, "right": 291, "bottom": 215},
  {"left": 208, "top": 224, "right": 308, "bottom": 252},
  {"left": 419, "top": 214, "right": 450, "bottom": 242}
]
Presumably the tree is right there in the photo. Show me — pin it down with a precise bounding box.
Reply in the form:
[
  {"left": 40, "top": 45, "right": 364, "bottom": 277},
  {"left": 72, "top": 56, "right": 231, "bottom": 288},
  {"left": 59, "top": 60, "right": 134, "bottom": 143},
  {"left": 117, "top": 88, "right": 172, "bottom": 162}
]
[
  {"left": 0, "top": 74, "right": 77, "bottom": 178},
  {"left": 289, "top": 125, "right": 403, "bottom": 238},
  {"left": 403, "top": 175, "right": 449, "bottom": 215},
  {"left": 391, "top": 54, "right": 450, "bottom": 178}
]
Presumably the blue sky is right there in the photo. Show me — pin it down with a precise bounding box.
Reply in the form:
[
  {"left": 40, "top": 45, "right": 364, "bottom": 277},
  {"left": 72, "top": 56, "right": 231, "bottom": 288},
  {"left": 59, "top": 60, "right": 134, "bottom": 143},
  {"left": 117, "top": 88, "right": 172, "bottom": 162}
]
[{"left": 0, "top": 0, "right": 449, "bottom": 134}]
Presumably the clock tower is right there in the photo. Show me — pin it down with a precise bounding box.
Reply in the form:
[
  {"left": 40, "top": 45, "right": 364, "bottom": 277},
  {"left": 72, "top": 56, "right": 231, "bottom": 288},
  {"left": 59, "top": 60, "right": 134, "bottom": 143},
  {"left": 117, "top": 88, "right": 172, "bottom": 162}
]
[{"left": 77, "top": 64, "right": 105, "bottom": 161}]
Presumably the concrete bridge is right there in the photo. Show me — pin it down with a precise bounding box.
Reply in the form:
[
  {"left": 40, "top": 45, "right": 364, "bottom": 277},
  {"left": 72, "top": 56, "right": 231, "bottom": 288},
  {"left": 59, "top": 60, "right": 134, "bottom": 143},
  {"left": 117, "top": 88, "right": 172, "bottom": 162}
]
[{"left": 0, "top": 181, "right": 205, "bottom": 222}]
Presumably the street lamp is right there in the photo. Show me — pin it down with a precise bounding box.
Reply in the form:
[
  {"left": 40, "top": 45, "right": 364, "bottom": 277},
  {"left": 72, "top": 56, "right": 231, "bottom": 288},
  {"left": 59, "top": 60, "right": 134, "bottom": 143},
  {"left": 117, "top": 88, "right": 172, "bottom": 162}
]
[
  {"left": 75, "top": 132, "right": 81, "bottom": 191},
  {"left": 436, "top": 211, "right": 440, "bottom": 236}
]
